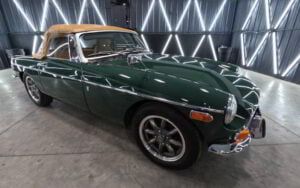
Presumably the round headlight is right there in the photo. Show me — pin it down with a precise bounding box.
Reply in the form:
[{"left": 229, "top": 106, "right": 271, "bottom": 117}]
[{"left": 224, "top": 94, "right": 237, "bottom": 124}]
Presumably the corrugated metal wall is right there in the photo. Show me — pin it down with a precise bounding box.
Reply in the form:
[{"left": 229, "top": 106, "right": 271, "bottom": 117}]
[{"left": 0, "top": 0, "right": 300, "bottom": 84}]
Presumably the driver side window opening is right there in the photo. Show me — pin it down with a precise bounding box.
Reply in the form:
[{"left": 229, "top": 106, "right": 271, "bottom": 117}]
[{"left": 47, "top": 36, "right": 70, "bottom": 60}]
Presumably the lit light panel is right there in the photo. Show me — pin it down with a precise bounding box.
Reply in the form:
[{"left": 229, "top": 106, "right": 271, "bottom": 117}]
[
  {"left": 240, "top": 0, "right": 298, "bottom": 75},
  {"left": 13, "top": 0, "right": 37, "bottom": 31},
  {"left": 175, "top": 34, "right": 184, "bottom": 56},
  {"left": 52, "top": 0, "right": 69, "bottom": 24},
  {"left": 158, "top": 0, "right": 172, "bottom": 31},
  {"left": 77, "top": 0, "right": 88, "bottom": 24},
  {"left": 271, "top": 32, "right": 278, "bottom": 74},
  {"left": 240, "top": 34, "right": 246, "bottom": 66},
  {"left": 175, "top": 0, "right": 192, "bottom": 31},
  {"left": 192, "top": 35, "right": 205, "bottom": 57},
  {"left": 141, "top": 34, "right": 150, "bottom": 50},
  {"left": 282, "top": 54, "right": 300, "bottom": 77},
  {"left": 91, "top": 0, "right": 106, "bottom": 25},
  {"left": 40, "top": 0, "right": 49, "bottom": 31},
  {"left": 141, "top": 0, "right": 156, "bottom": 32},
  {"left": 161, "top": 35, "right": 173, "bottom": 54}
]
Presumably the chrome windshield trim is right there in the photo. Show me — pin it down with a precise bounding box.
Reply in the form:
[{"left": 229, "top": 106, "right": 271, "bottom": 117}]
[{"left": 75, "top": 30, "right": 144, "bottom": 63}]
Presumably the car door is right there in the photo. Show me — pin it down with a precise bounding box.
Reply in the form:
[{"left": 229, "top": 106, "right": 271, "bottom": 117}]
[
  {"left": 39, "top": 35, "right": 88, "bottom": 111},
  {"left": 81, "top": 59, "right": 148, "bottom": 120}
]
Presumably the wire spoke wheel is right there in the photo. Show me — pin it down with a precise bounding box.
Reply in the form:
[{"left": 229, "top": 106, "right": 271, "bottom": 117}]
[
  {"left": 139, "top": 115, "right": 186, "bottom": 162},
  {"left": 25, "top": 76, "right": 40, "bottom": 103}
]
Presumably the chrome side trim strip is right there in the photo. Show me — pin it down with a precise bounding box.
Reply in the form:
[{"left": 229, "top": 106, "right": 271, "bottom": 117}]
[
  {"left": 82, "top": 80, "right": 224, "bottom": 114},
  {"left": 12, "top": 62, "right": 224, "bottom": 114}
]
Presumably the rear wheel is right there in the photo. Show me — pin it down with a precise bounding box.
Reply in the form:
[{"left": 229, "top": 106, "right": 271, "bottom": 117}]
[
  {"left": 132, "top": 103, "right": 201, "bottom": 169},
  {"left": 24, "top": 75, "right": 53, "bottom": 106}
]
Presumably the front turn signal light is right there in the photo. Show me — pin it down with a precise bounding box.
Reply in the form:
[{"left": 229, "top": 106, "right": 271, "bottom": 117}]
[
  {"left": 235, "top": 128, "right": 250, "bottom": 143},
  {"left": 190, "top": 110, "right": 214, "bottom": 123}
]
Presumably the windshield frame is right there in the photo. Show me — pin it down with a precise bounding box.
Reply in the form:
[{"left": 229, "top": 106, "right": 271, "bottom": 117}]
[{"left": 76, "top": 30, "right": 148, "bottom": 63}]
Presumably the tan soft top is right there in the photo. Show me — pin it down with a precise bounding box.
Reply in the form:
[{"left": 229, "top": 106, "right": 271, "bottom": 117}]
[{"left": 33, "top": 24, "right": 136, "bottom": 59}]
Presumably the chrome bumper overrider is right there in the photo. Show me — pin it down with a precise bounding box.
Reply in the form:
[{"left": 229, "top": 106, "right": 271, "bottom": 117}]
[
  {"left": 208, "top": 136, "right": 251, "bottom": 154},
  {"left": 208, "top": 115, "right": 266, "bottom": 155}
]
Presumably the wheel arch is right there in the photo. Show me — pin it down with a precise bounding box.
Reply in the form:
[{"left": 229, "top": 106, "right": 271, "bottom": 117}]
[
  {"left": 19, "top": 71, "right": 24, "bottom": 82},
  {"left": 123, "top": 100, "right": 206, "bottom": 142}
]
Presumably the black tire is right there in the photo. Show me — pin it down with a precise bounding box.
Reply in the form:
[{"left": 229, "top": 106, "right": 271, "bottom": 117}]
[
  {"left": 132, "top": 103, "right": 202, "bottom": 169},
  {"left": 24, "top": 74, "right": 53, "bottom": 107}
]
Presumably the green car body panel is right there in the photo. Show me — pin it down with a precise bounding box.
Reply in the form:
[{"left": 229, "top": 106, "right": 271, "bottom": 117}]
[{"left": 11, "top": 52, "right": 259, "bottom": 145}]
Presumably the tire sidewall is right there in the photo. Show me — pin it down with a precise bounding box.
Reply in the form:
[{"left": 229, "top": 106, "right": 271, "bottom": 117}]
[
  {"left": 24, "top": 74, "right": 42, "bottom": 105},
  {"left": 132, "top": 103, "right": 201, "bottom": 169}
]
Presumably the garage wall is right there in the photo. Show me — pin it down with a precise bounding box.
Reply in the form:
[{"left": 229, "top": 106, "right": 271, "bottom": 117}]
[
  {"left": 231, "top": 0, "right": 300, "bottom": 84},
  {"left": 0, "top": 4, "right": 11, "bottom": 69},
  {"left": 0, "top": 0, "right": 300, "bottom": 84}
]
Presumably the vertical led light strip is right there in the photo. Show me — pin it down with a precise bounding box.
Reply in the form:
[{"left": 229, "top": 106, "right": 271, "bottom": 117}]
[
  {"left": 140, "top": 0, "right": 157, "bottom": 51},
  {"left": 158, "top": 0, "right": 172, "bottom": 31},
  {"left": 247, "top": 32, "right": 269, "bottom": 67},
  {"left": 13, "top": 0, "right": 37, "bottom": 31},
  {"left": 13, "top": 0, "right": 38, "bottom": 54},
  {"left": 241, "top": 0, "right": 259, "bottom": 30},
  {"left": 192, "top": 0, "right": 206, "bottom": 57},
  {"left": 192, "top": 35, "right": 205, "bottom": 57},
  {"left": 239, "top": 0, "right": 259, "bottom": 67},
  {"left": 32, "top": 35, "right": 39, "bottom": 54},
  {"left": 271, "top": 32, "right": 278, "bottom": 74},
  {"left": 207, "top": 0, "right": 227, "bottom": 61},
  {"left": 161, "top": 35, "right": 173, "bottom": 54},
  {"left": 282, "top": 54, "right": 300, "bottom": 77},
  {"left": 158, "top": 0, "right": 172, "bottom": 54},
  {"left": 52, "top": 0, "right": 69, "bottom": 24},
  {"left": 208, "top": 35, "right": 217, "bottom": 61},
  {"left": 77, "top": 0, "right": 88, "bottom": 24},
  {"left": 194, "top": 0, "right": 205, "bottom": 30},
  {"left": 91, "top": 0, "right": 106, "bottom": 25},
  {"left": 40, "top": 0, "right": 49, "bottom": 31},
  {"left": 240, "top": 34, "right": 246, "bottom": 66},
  {"left": 174, "top": 0, "right": 191, "bottom": 56},
  {"left": 175, "top": 34, "right": 184, "bottom": 56},
  {"left": 208, "top": 0, "right": 227, "bottom": 31},
  {"left": 241, "top": 0, "right": 297, "bottom": 75},
  {"left": 274, "top": 0, "right": 296, "bottom": 29},
  {"left": 141, "top": 0, "right": 156, "bottom": 31},
  {"left": 141, "top": 34, "right": 150, "bottom": 50},
  {"left": 192, "top": 0, "right": 227, "bottom": 60},
  {"left": 264, "top": 0, "right": 270, "bottom": 30},
  {"left": 175, "top": 0, "right": 191, "bottom": 31},
  {"left": 245, "top": 0, "right": 270, "bottom": 67}
]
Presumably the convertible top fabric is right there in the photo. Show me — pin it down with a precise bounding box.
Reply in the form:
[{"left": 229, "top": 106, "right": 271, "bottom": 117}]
[{"left": 33, "top": 24, "right": 136, "bottom": 59}]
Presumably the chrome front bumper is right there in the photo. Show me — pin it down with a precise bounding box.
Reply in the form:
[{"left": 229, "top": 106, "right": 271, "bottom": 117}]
[
  {"left": 208, "top": 115, "right": 266, "bottom": 155},
  {"left": 208, "top": 135, "right": 251, "bottom": 154}
]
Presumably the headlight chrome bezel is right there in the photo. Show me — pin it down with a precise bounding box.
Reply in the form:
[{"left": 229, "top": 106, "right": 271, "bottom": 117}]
[{"left": 224, "top": 94, "right": 237, "bottom": 124}]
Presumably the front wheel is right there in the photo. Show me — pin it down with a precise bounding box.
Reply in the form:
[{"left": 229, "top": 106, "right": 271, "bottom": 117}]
[
  {"left": 132, "top": 103, "right": 202, "bottom": 169},
  {"left": 24, "top": 74, "right": 53, "bottom": 107}
]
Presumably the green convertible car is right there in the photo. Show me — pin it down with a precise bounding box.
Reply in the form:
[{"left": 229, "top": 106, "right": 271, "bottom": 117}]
[{"left": 11, "top": 24, "right": 266, "bottom": 169}]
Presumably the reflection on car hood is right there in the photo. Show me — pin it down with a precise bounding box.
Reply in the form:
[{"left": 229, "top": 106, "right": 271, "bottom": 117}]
[{"left": 139, "top": 54, "right": 259, "bottom": 111}]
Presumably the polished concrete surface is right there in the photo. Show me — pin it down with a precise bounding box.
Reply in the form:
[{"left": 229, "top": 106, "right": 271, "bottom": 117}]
[{"left": 0, "top": 68, "right": 300, "bottom": 188}]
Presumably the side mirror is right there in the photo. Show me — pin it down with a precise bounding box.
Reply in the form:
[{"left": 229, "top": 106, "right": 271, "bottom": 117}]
[{"left": 127, "top": 54, "right": 142, "bottom": 65}]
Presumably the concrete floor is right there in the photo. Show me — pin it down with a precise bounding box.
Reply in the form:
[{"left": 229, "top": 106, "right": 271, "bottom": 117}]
[{"left": 0, "top": 68, "right": 300, "bottom": 188}]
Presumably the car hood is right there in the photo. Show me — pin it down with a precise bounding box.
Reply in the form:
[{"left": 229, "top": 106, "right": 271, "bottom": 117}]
[{"left": 138, "top": 54, "right": 259, "bottom": 112}]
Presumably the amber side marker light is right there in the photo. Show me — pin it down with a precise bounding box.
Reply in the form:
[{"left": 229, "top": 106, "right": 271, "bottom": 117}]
[
  {"left": 235, "top": 128, "right": 251, "bottom": 143},
  {"left": 190, "top": 110, "right": 214, "bottom": 123}
]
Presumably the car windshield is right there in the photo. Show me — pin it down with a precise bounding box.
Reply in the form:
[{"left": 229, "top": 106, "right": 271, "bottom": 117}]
[{"left": 79, "top": 32, "right": 147, "bottom": 58}]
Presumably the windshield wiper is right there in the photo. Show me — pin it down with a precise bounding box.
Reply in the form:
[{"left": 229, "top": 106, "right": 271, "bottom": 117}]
[
  {"left": 87, "top": 51, "right": 115, "bottom": 57},
  {"left": 87, "top": 48, "right": 148, "bottom": 58},
  {"left": 118, "top": 47, "right": 147, "bottom": 54}
]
